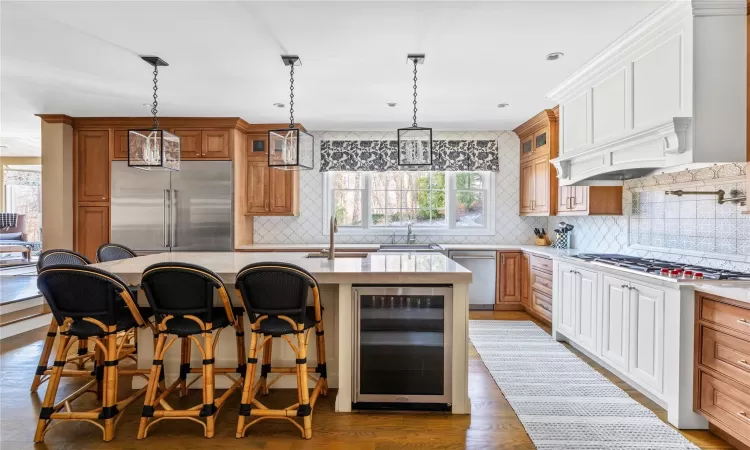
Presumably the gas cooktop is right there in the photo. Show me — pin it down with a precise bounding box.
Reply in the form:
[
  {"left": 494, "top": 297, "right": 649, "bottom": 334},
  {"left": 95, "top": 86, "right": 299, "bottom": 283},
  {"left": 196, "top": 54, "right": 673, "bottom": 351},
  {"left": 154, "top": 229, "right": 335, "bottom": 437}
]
[{"left": 572, "top": 253, "right": 750, "bottom": 281}]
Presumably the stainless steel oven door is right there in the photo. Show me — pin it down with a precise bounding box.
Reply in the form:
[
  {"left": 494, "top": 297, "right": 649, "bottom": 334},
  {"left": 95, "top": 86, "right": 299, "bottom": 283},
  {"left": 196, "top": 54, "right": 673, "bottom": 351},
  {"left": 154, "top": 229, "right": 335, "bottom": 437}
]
[{"left": 352, "top": 286, "right": 452, "bottom": 405}]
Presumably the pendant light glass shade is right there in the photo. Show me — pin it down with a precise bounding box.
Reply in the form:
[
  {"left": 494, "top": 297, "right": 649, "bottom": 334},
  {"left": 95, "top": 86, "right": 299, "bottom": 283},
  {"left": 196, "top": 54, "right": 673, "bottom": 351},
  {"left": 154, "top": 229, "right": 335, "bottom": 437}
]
[
  {"left": 128, "top": 56, "right": 180, "bottom": 171},
  {"left": 268, "top": 128, "right": 314, "bottom": 170},
  {"left": 398, "top": 126, "right": 433, "bottom": 166},
  {"left": 268, "top": 55, "right": 314, "bottom": 171},
  {"left": 398, "top": 54, "right": 432, "bottom": 167},
  {"left": 128, "top": 129, "right": 180, "bottom": 171}
]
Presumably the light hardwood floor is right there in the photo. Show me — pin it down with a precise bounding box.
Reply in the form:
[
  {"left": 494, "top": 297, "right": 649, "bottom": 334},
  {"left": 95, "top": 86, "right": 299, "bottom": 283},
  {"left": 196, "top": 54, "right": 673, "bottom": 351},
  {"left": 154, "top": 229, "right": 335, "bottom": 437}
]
[{"left": 0, "top": 311, "right": 732, "bottom": 449}]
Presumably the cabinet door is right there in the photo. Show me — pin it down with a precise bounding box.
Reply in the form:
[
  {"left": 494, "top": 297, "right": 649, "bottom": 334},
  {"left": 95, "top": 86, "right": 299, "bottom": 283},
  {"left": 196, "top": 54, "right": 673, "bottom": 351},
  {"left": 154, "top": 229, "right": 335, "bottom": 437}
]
[
  {"left": 601, "top": 275, "right": 630, "bottom": 371},
  {"left": 533, "top": 127, "right": 549, "bottom": 157},
  {"left": 557, "top": 263, "right": 576, "bottom": 336},
  {"left": 521, "top": 253, "right": 530, "bottom": 307},
  {"left": 575, "top": 268, "right": 599, "bottom": 352},
  {"left": 77, "top": 130, "right": 110, "bottom": 203},
  {"left": 520, "top": 160, "right": 534, "bottom": 214},
  {"left": 247, "top": 133, "right": 268, "bottom": 161},
  {"left": 570, "top": 186, "right": 589, "bottom": 212},
  {"left": 173, "top": 130, "right": 203, "bottom": 160},
  {"left": 113, "top": 130, "right": 129, "bottom": 160},
  {"left": 520, "top": 135, "right": 534, "bottom": 161},
  {"left": 497, "top": 252, "right": 521, "bottom": 303},
  {"left": 629, "top": 281, "right": 665, "bottom": 392},
  {"left": 245, "top": 160, "right": 269, "bottom": 214},
  {"left": 202, "top": 130, "right": 230, "bottom": 159},
  {"left": 532, "top": 156, "right": 550, "bottom": 214},
  {"left": 268, "top": 167, "right": 297, "bottom": 215},
  {"left": 558, "top": 185, "right": 572, "bottom": 212},
  {"left": 77, "top": 206, "right": 109, "bottom": 262}
]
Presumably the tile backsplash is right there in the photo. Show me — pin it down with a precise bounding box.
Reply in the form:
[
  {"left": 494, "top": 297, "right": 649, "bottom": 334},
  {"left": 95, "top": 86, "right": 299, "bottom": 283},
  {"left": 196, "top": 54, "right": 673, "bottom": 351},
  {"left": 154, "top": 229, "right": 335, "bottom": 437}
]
[{"left": 253, "top": 131, "right": 546, "bottom": 245}]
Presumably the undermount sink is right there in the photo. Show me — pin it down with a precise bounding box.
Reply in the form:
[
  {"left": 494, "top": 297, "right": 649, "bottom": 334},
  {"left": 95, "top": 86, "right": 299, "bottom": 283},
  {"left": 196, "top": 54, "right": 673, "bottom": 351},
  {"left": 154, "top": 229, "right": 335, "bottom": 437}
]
[
  {"left": 377, "top": 244, "right": 444, "bottom": 252},
  {"left": 305, "top": 252, "right": 369, "bottom": 259}
]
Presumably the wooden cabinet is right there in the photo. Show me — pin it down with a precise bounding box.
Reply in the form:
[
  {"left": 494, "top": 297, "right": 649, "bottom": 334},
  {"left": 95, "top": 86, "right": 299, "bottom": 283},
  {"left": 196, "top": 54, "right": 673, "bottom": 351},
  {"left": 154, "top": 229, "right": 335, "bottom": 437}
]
[
  {"left": 601, "top": 275, "right": 630, "bottom": 371},
  {"left": 558, "top": 185, "right": 623, "bottom": 216},
  {"left": 174, "top": 129, "right": 203, "bottom": 160},
  {"left": 521, "top": 253, "right": 530, "bottom": 307},
  {"left": 172, "top": 129, "right": 231, "bottom": 160},
  {"left": 202, "top": 130, "right": 230, "bottom": 159},
  {"left": 77, "top": 206, "right": 109, "bottom": 262},
  {"left": 628, "top": 281, "right": 664, "bottom": 392},
  {"left": 696, "top": 293, "right": 750, "bottom": 448},
  {"left": 495, "top": 251, "right": 521, "bottom": 307},
  {"left": 77, "top": 130, "right": 110, "bottom": 203},
  {"left": 243, "top": 133, "right": 299, "bottom": 216},
  {"left": 113, "top": 130, "right": 129, "bottom": 160},
  {"left": 515, "top": 109, "right": 558, "bottom": 216}
]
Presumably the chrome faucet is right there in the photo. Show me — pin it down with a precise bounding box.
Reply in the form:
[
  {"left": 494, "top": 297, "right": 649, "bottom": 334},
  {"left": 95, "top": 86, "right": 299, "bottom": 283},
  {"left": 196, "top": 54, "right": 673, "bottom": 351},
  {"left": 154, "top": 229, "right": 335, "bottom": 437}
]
[
  {"left": 328, "top": 215, "right": 338, "bottom": 260},
  {"left": 406, "top": 222, "right": 416, "bottom": 244}
]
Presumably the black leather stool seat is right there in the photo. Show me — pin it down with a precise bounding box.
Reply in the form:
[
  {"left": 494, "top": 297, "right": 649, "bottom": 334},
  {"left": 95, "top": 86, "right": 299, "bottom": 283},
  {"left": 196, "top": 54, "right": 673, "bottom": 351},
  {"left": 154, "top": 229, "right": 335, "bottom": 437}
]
[
  {"left": 66, "top": 306, "right": 151, "bottom": 338},
  {"left": 160, "top": 307, "right": 231, "bottom": 337},
  {"left": 256, "top": 307, "right": 318, "bottom": 337}
]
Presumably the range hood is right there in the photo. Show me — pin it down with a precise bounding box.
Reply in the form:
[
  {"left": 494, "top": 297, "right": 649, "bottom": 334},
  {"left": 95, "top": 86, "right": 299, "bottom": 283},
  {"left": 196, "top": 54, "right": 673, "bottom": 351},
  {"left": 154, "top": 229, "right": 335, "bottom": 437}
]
[{"left": 547, "top": 0, "right": 747, "bottom": 186}]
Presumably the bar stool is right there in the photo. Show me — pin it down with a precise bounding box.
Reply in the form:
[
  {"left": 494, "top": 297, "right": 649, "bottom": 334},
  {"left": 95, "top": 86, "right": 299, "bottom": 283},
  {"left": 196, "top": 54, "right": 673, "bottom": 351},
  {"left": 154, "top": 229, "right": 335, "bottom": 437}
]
[
  {"left": 96, "top": 243, "right": 137, "bottom": 262},
  {"left": 137, "top": 262, "right": 246, "bottom": 439},
  {"left": 34, "top": 264, "right": 153, "bottom": 442},
  {"left": 234, "top": 262, "right": 327, "bottom": 440},
  {"left": 31, "top": 249, "right": 95, "bottom": 393}
]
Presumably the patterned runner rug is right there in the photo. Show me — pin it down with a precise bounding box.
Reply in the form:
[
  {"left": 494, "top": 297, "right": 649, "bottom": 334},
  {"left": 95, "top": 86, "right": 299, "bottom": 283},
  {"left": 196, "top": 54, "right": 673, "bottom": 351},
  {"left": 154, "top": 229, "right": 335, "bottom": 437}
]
[{"left": 469, "top": 320, "right": 698, "bottom": 449}]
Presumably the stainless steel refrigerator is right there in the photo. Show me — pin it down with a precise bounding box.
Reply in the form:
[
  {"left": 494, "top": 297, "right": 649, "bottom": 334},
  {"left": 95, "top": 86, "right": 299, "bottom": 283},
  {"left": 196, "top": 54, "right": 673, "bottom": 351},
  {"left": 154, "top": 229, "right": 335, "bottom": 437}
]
[{"left": 111, "top": 161, "right": 233, "bottom": 253}]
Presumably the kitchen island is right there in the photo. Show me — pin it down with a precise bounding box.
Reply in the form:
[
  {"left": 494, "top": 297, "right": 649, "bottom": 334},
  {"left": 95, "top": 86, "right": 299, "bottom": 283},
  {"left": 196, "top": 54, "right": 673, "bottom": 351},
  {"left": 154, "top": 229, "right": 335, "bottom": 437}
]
[{"left": 91, "top": 251, "right": 472, "bottom": 414}]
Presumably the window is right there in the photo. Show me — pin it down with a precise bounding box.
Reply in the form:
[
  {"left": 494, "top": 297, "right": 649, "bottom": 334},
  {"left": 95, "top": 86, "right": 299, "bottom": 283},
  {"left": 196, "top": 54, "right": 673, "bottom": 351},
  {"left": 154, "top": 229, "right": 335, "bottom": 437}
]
[{"left": 325, "top": 171, "right": 494, "bottom": 235}]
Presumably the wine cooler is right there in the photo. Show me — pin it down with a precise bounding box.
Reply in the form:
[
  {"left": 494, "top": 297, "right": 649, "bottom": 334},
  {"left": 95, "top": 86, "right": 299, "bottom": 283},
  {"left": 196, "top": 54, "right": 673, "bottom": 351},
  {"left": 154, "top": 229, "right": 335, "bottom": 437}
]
[{"left": 352, "top": 285, "right": 452, "bottom": 409}]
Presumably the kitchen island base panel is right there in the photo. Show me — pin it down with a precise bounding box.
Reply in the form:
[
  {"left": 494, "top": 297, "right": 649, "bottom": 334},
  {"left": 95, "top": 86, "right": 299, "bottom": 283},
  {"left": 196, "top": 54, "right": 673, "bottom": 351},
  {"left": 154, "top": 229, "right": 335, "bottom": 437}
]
[{"left": 133, "top": 282, "right": 471, "bottom": 415}]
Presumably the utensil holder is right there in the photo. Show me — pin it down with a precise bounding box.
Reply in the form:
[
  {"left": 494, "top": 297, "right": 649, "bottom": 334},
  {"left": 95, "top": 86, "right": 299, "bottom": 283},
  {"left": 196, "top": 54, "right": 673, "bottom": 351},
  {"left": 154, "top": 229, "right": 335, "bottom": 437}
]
[{"left": 552, "top": 231, "right": 571, "bottom": 249}]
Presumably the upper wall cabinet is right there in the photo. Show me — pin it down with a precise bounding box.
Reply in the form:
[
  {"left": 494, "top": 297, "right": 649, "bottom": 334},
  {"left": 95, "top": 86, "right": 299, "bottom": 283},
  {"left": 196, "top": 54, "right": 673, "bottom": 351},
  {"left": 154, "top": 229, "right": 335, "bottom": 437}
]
[
  {"left": 547, "top": 0, "right": 747, "bottom": 186},
  {"left": 242, "top": 133, "right": 300, "bottom": 217},
  {"left": 515, "top": 109, "right": 558, "bottom": 216},
  {"left": 77, "top": 130, "right": 110, "bottom": 203}
]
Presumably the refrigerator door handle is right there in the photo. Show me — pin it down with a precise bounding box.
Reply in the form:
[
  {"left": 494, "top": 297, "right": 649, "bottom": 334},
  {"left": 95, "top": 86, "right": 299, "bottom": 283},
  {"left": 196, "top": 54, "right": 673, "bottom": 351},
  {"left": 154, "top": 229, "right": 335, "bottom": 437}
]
[
  {"left": 163, "top": 189, "right": 170, "bottom": 247},
  {"left": 171, "top": 189, "right": 177, "bottom": 248}
]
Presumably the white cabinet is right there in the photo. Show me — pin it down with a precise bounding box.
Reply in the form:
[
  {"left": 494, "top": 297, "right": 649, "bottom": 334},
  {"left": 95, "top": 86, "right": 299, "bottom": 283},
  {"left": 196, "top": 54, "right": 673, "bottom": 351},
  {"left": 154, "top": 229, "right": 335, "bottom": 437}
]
[
  {"left": 601, "top": 275, "right": 630, "bottom": 371},
  {"left": 557, "top": 263, "right": 577, "bottom": 336},
  {"left": 628, "top": 281, "right": 665, "bottom": 393},
  {"left": 575, "top": 268, "right": 598, "bottom": 352}
]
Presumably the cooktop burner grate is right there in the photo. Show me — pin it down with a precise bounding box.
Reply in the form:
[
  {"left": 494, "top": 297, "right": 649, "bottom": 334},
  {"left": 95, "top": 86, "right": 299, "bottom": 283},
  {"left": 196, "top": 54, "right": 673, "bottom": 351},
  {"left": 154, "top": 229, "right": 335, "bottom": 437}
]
[{"left": 572, "top": 253, "right": 750, "bottom": 280}]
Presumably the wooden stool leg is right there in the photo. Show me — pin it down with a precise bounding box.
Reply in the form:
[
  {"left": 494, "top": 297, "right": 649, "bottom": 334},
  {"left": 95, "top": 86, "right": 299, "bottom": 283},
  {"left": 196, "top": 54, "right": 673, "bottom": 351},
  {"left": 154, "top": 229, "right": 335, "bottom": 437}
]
[
  {"left": 94, "top": 343, "right": 104, "bottom": 401},
  {"left": 102, "top": 332, "right": 118, "bottom": 441},
  {"left": 76, "top": 339, "right": 89, "bottom": 369},
  {"left": 179, "top": 337, "right": 191, "bottom": 398},
  {"left": 260, "top": 334, "right": 272, "bottom": 395},
  {"left": 137, "top": 333, "right": 166, "bottom": 439},
  {"left": 236, "top": 330, "right": 260, "bottom": 438},
  {"left": 234, "top": 315, "right": 246, "bottom": 382},
  {"left": 202, "top": 328, "right": 216, "bottom": 438},
  {"left": 315, "top": 317, "right": 327, "bottom": 396},
  {"left": 296, "top": 326, "right": 312, "bottom": 440},
  {"left": 34, "top": 334, "right": 71, "bottom": 443},
  {"left": 30, "top": 319, "right": 58, "bottom": 393}
]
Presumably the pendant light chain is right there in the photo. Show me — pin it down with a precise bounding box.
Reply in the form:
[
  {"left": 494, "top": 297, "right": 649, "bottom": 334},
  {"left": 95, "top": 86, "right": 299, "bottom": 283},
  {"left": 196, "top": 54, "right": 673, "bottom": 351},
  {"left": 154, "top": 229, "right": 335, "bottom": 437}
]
[
  {"left": 151, "top": 65, "right": 159, "bottom": 130},
  {"left": 412, "top": 59, "right": 418, "bottom": 128},
  {"left": 289, "top": 63, "right": 295, "bottom": 128}
]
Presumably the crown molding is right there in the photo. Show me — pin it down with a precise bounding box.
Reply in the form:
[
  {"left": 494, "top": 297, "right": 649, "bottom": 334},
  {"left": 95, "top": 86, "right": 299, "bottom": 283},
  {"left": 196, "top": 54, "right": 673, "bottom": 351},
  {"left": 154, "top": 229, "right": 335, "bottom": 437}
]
[
  {"left": 54, "top": 116, "right": 303, "bottom": 133},
  {"left": 513, "top": 108, "right": 557, "bottom": 137},
  {"left": 692, "top": 0, "right": 747, "bottom": 16},
  {"left": 36, "top": 114, "right": 73, "bottom": 126}
]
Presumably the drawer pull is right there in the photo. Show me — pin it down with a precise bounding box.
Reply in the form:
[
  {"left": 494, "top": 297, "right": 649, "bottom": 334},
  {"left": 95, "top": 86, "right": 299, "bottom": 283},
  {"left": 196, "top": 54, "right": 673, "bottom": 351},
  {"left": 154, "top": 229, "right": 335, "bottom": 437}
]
[
  {"left": 738, "top": 319, "right": 750, "bottom": 327},
  {"left": 738, "top": 360, "right": 750, "bottom": 369},
  {"left": 739, "top": 411, "right": 750, "bottom": 423}
]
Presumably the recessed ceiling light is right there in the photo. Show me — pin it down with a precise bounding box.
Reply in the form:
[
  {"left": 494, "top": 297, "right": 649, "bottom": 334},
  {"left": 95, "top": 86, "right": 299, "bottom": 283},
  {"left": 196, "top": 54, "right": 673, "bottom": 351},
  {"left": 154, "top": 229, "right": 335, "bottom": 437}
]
[
  {"left": 497, "top": 103, "right": 509, "bottom": 108},
  {"left": 273, "top": 103, "right": 285, "bottom": 108},
  {"left": 546, "top": 52, "right": 564, "bottom": 61},
  {"left": 387, "top": 102, "right": 398, "bottom": 107}
]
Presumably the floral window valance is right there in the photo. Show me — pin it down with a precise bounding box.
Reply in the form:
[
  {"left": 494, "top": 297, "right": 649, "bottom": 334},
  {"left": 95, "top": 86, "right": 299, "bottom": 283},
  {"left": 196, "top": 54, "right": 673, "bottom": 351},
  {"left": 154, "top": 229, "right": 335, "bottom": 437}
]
[{"left": 319, "top": 139, "right": 499, "bottom": 172}]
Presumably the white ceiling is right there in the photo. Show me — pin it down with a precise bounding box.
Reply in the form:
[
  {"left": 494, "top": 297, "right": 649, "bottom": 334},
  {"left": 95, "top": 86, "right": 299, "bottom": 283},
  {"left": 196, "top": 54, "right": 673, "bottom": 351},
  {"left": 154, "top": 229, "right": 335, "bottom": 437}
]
[{"left": 1, "top": 0, "right": 665, "bottom": 156}]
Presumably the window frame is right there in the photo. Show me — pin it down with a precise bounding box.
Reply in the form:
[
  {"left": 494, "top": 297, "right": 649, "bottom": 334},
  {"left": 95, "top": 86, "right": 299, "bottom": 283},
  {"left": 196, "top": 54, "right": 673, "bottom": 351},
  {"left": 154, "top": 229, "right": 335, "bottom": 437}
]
[{"left": 323, "top": 171, "right": 495, "bottom": 236}]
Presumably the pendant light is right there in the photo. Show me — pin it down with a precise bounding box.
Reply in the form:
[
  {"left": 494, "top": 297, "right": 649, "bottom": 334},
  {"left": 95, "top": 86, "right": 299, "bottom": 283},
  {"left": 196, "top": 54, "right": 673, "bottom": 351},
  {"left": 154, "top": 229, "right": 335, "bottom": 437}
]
[
  {"left": 268, "top": 55, "right": 314, "bottom": 171},
  {"left": 398, "top": 54, "right": 432, "bottom": 166},
  {"left": 128, "top": 56, "right": 180, "bottom": 171}
]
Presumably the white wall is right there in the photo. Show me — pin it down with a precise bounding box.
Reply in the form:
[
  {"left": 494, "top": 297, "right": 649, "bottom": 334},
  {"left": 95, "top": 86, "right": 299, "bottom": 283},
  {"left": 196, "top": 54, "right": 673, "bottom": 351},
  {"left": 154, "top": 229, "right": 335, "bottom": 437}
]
[{"left": 253, "top": 131, "right": 546, "bottom": 244}]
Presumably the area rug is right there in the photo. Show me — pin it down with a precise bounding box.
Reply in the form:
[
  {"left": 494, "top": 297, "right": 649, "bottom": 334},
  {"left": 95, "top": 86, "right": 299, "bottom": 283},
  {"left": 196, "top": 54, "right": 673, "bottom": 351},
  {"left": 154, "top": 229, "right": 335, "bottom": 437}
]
[{"left": 469, "top": 320, "right": 698, "bottom": 450}]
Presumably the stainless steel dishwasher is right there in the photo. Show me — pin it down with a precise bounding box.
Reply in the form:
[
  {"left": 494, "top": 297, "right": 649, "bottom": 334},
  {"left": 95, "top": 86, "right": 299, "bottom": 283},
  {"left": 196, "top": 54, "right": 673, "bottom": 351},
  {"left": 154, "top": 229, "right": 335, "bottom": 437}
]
[{"left": 448, "top": 251, "right": 496, "bottom": 310}]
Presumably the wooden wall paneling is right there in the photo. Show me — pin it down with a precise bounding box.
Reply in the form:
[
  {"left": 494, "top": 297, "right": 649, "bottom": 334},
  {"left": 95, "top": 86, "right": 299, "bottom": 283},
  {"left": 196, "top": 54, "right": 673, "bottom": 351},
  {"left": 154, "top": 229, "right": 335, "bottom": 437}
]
[
  {"left": 76, "top": 130, "right": 110, "bottom": 203},
  {"left": 202, "top": 129, "right": 231, "bottom": 159}
]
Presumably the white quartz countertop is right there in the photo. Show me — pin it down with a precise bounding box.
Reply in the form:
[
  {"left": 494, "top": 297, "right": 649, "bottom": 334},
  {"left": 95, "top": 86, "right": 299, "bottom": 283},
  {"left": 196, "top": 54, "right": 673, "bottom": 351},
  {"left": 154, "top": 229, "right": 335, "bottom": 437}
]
[
  {"left": 235, "top": 243, "right": 578, "bottom": 258},
  {"left": 91, "top": 251, "right": 472, "bottom": 285},
  {"left": 690, "top": 282, "right": 750, "bottom": 304}
]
